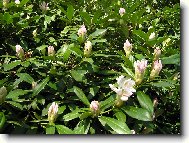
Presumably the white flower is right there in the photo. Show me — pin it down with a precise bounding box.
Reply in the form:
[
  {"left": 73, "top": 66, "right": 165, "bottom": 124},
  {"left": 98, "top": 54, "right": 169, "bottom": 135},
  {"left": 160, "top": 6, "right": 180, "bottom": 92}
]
[
  {"left": 150, "top": 60, "right": 162, "bottom": 80},
  {"left": 77, "top": 25, "right": 87, "bottom": 37},
  {"left": 84, "top": 41, "right": 92, "bottom": 56},
  {"left": 123, "top": 39, "right": 132, "bottom": 57},
  {"left": 90, "top": 101, "right": 100, "bottom": 112},
  {"left": 149, "top": 32, "right": 156, "bottom": 40},
  {"left": 15, "top": 0, "right": 20, "bottom": 4},
  {"left": 119, "top": 8, "right": 125, "bottom": 16},
  {"left": 109, "top": 75, "right": 136, "bottom": 101},
  {"left": 153, "top": 47, "right": 161, "bottom": 60}
]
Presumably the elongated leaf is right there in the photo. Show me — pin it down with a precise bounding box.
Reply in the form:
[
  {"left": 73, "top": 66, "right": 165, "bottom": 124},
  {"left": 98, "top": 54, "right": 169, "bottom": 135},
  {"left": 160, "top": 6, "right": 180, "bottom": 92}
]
[
  {"left": 70, "top": 70, "right": 86, "bottom": 82},
  {"left": 90, "top": 29, "right": 106, "bottom": 38},
  {"left": 122, "top": 106, "right": 152, "bottom": 121},
  {"left": 32, "top": 77, "right": 49, "bottom": 97},
  {"left": 137, "top": 91, "right": 154, "bottom": 114},
  {"left": 73, "top": 125, "right": 84, "bottom": 134},
  {"left": 99, "top": 116, "right": 131, "bottom": 134},
  {"left": 133, "top": 30, "right": 147, "bottom": 41},
  {"left": 114, "top": 110, "right": 126, "bottom": 122},
  {"left": 56, "top": 125, "right": 73, "bottom": 134},
  {"left": 67, "top": 5, "right": 74, "bottom": 21},
  {"left": 3, "top": 61, "right": 21, "bottom": 71},
  {"left": 73, "top": 86, "right": 90, "bottom": 106},
  {"left": 6, "top": 101, "right": 23, "bottom": 110},
  {"left": 63, "top": 109, "right": 81, "bottom": 121},
  {"left": 6, "top": 89, "right": 29, "bottom": 99},
  {"left": 161, "top": 54, "right": 180, "bottom": 65},
  {"left": 80, "top": 12, "right": 91, "bottom": 25},
  {"left": 0, "top": 112, "right": 5, "bottom": 129},
  {"left": 100, "top": 95, "right": 116, "bottom": 111},
  {"left": 46, "top": 125, "right": 55, "bottom": 134},
  {"left": 121, "top": 64, "right": 135, "bottom": 78},
  {"left": 17, "top": 73, "right": 34, "bottom": 84},
  {"left": 20, "top": 0, "right": 29, "bottom": 7}
]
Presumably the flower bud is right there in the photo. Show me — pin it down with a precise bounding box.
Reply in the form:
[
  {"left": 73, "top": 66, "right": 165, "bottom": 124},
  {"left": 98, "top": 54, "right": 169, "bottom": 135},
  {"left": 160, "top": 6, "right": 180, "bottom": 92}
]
[
  {"left": 39, "top": 1, "right": 49, "bottom": 12},
  {"left": 32, "top": 81, "right": 37, "bottom": 89},
  {"left": 77, "top": 25, "right": 87, "bottom": 43},
  {"left": 3, "top": 0, "right": 9, "bottom": 8},
  {"left": 15, "top": 0, "right": 20, "bottom": 4},
  {"left": 84, "top": 41, "right": 92, "bottom": 57},
  {"left": 48, "top": 102, "right": 58, "bottom": 124},
  {"left": 162, "top": 38, "right": 171, "bottom": 47},
  {"left": 119, "top": 8, "right": 125, "bottom": 17},
  {"left": 32, "top": 29, "right": 37, "bottom": 37},
  {"left": 149, "top": 32, "right": 156, "bottom": 40},
  {"left": 0, "top": 86, "right": 7, "bottom": 104},
  {"left": 16, "top": 45, "right": 24, "bottom": 60},
  {"left": 123, "top": 39, "right": 132, "bottom": 58},
  {"left": 153, "top": 47, "right": 161, "bottom": 60},
  {"left": 134, "top": 59, "right": 148, "bottom": 85},
  {"left": 48, "top": 46, "right": 55, "bottom": 56},
  {"left": 150, "top": 60, "right": 162, "bottom": 80},
  {"left": 153, "top": 98, "right": 158, "bottom": 108},
  {"left": 90, "top": 101, "right": 100, "bottom": 117}
]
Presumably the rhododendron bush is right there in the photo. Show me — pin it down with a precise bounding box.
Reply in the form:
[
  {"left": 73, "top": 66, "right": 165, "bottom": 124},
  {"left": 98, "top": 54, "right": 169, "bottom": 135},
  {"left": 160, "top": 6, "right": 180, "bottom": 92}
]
[{"left": 0, "top": 0, "right": 180, "bottom": 134}]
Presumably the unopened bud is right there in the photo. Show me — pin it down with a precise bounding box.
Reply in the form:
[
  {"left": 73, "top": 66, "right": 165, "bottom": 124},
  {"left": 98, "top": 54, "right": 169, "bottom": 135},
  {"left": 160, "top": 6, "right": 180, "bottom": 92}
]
[
  {"left": 149, "top": 32, "right": 156, "bottom": 40},
  {"left": 153, "top": 47, "right": 161, "bottom": 60},
  {"left": 48, "top": 46, "right": 55, "bottom": 56},
  {"left": 134, "top": 59, "right": 148, "bottom": 85},
  {"left": 119, "top": 8, "right": 125, "bottom": 17},
  {"left": 3, "top": 0, "right": 9, "bottom": 8},
  {"left": 48, "top": 102, "right": 58, "bottom": 124},
  {"left": 16, "top": 45, "right": 24, "bottom": 60},
  {"left": 0, "top": 86, "right": 7, "bottom": 104},
  {"left": 123, "top": 39, "right": 132, "bottom": 58},
  {"left": 77, "top": 25, "right": 87, "bottom": 43},
  {"left": 84, "top": 41, "right": 92, "bottom": 57},
  {"left": 162, "top": 38, "right": 171, "bottom": 47},
  {"left": 90, "top": 101, "right": 100, "bottom": 117},
  {"left": 32, "top": 81, "right": 37, "bottom": 89},
  {"left": 33, "top": 29, "right": 37, "bottom": 37},
  {"left": 150, "top": 60, "right": 162, "bottom": 80},
  {"left": 153, "top": 98, "right": 158, "bottom": 108},
  {"left": 39, "top": 1, "right": 49, "bottom": 12}
]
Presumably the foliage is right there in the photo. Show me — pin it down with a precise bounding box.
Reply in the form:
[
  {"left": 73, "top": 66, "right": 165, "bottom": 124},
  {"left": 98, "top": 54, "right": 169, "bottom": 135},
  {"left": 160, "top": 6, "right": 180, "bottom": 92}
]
[{"left": 0, "top": 0, "right": 180, "bottom": 134}]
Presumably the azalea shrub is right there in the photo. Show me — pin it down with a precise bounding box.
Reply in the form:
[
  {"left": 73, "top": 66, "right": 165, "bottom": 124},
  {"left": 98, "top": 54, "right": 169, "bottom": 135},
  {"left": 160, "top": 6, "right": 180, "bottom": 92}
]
[{"left": 0, "top": 0, "right": 180, "bottom": 134}]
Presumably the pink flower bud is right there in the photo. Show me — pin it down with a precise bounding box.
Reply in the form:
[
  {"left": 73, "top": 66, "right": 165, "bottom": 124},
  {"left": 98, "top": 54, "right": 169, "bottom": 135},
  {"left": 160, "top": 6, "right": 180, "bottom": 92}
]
[
  {"left": 119, "top": 8, "right": 125, "bottom": 16},
  {"left": 15, "top": 0, "right": 20, "bottom": 4},
  {"left": 123, "top": 39, "right": 132, "bottom": 57},
  {"left": 150, "top": 60, "right": 162, "bottom": 80},
  {"left": 153, "top": 47, "right": 161, "bottom": 60},
  {"left": 48, "top": 102, "right": 58, "bottom": 123},
  {"left": 90, "top": 101, "right": 100, "bottom": 117},
  {"left": 48, "top": 46, "right": 55, "bottom": 56},
  {"left": 134, "top": 59, "right": 148, "bottom": 85},
  {"left": 84, "top": 41, "right": 92, "bottom": 57},
  {"left": 78, "top": 25, "right": 87, "bottom": 37}
]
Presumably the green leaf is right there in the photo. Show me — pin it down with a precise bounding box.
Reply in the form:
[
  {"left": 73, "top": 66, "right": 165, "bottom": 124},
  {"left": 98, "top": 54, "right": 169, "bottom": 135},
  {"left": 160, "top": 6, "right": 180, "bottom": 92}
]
[
  {"left": 151, "top": 80, "right": 175, "bottom": 88},
  {"left": 80, "top": 12, "right": 91, "bottom": 25},
  {"left": 56, "top": 125, "right": 73, "bottom": 134},
  {"left": 17, "top": 73, "right": 34, "bottom": 84},
  {"left": 3, "top": 12, "right": 13, "bottom": 24},
  {"left": 32, "top": 77, "right": 49, "bottom": 97},
  {"left": 69, "top": 44, "right": 83, "bottom": 57},
  {"left": 89, "top": 29, "right": 107, "bottom": 38},
  {"left": 6, "top": 89, "right": 29, "bottom": 99},
  {"left": 6, "top": 101, "right": 23, "bottom": 110},
  {"left": 73, "top": 125, "right": 84, "bottom": 134},
  {"left": 20, "top": 0, "right": 30, "bottom": 7},
  {"left": 122, "top": 106, "right": 152, "bottom": 121},
  {"left": 161, "top": 54, "right": 180, "bottom": 65},
  {"left": 57, "top": 44, "right": 71, "bottom": 61},
  {"left": 114, "top": 110, "right": 126, "bottom": 122},
  {"left": 73, "top": 86, "right": 90, "bottom": 106},
  {"left": 67, "top": 5, "right": 74, "bottom": 21},
  {"left": 133, "top": 30, "right": 147, "bottom": 41},
  {"left": 63, "top": 109, "right": 81, "bottom": 121},
  {"left": 0, "top": 112, "right": 5, "bottom": 129},
  {"left": 100, "top": 95, "right": 116, "bottom": 111},
  {"left": 99, "top": 116, "right": 131, "bottom": 134},
  {"left": 137, "top": 91, "right": 154, "bottom": 114},
  {"left": 121, "top": 64, "right": 135, "bottom": 78},
  {"left": 36, "top": 45, "right": 48, "bottom": 51},
  {"left": 70, "top": 70, "right": 87, "bottom": 82},
  {"left": 3, "top": 61, "right": 21, "bottom": 71},
  {"left": 79, "top": 112, "right": 92, "bottom": 120},
  {"left": 46, "top": 125, "right": 55, "bottom": 134},
  {"left": 58, "top": 106, "right": 66, "bottom": 115}
]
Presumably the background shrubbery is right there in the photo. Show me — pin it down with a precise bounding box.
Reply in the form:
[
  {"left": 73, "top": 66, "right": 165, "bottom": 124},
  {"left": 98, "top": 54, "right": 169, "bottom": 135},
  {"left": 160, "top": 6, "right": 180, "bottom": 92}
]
[{"left": 0, "top": 0, "right": 180, "bottom": 134}]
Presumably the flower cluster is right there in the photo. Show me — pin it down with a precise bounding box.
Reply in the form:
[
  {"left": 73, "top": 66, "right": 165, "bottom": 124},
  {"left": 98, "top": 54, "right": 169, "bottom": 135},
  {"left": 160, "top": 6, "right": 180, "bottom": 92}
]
[
  {"left": 119, "top": 8, "right": 125, "bottom": 16},
  {"left": 39, "top": 1, "right": 49, "bottom": 12},
  {"left": 84, "top": 41, "right": 92, "bottom": 57},
  {"left": 16, "top": 45, "right": 24, "bottom": 60},
  {"left": 123, "top": 39, "right": 132, "bottom": 58},
  {"left": 48, "top": 46, "right": 55, "bottom": 56},
  {"left": 90, "top": 101, "right": 100, "bottom": 117},
  {"left": 109, "top": 75, "right": 136, "bottom": 106}
]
